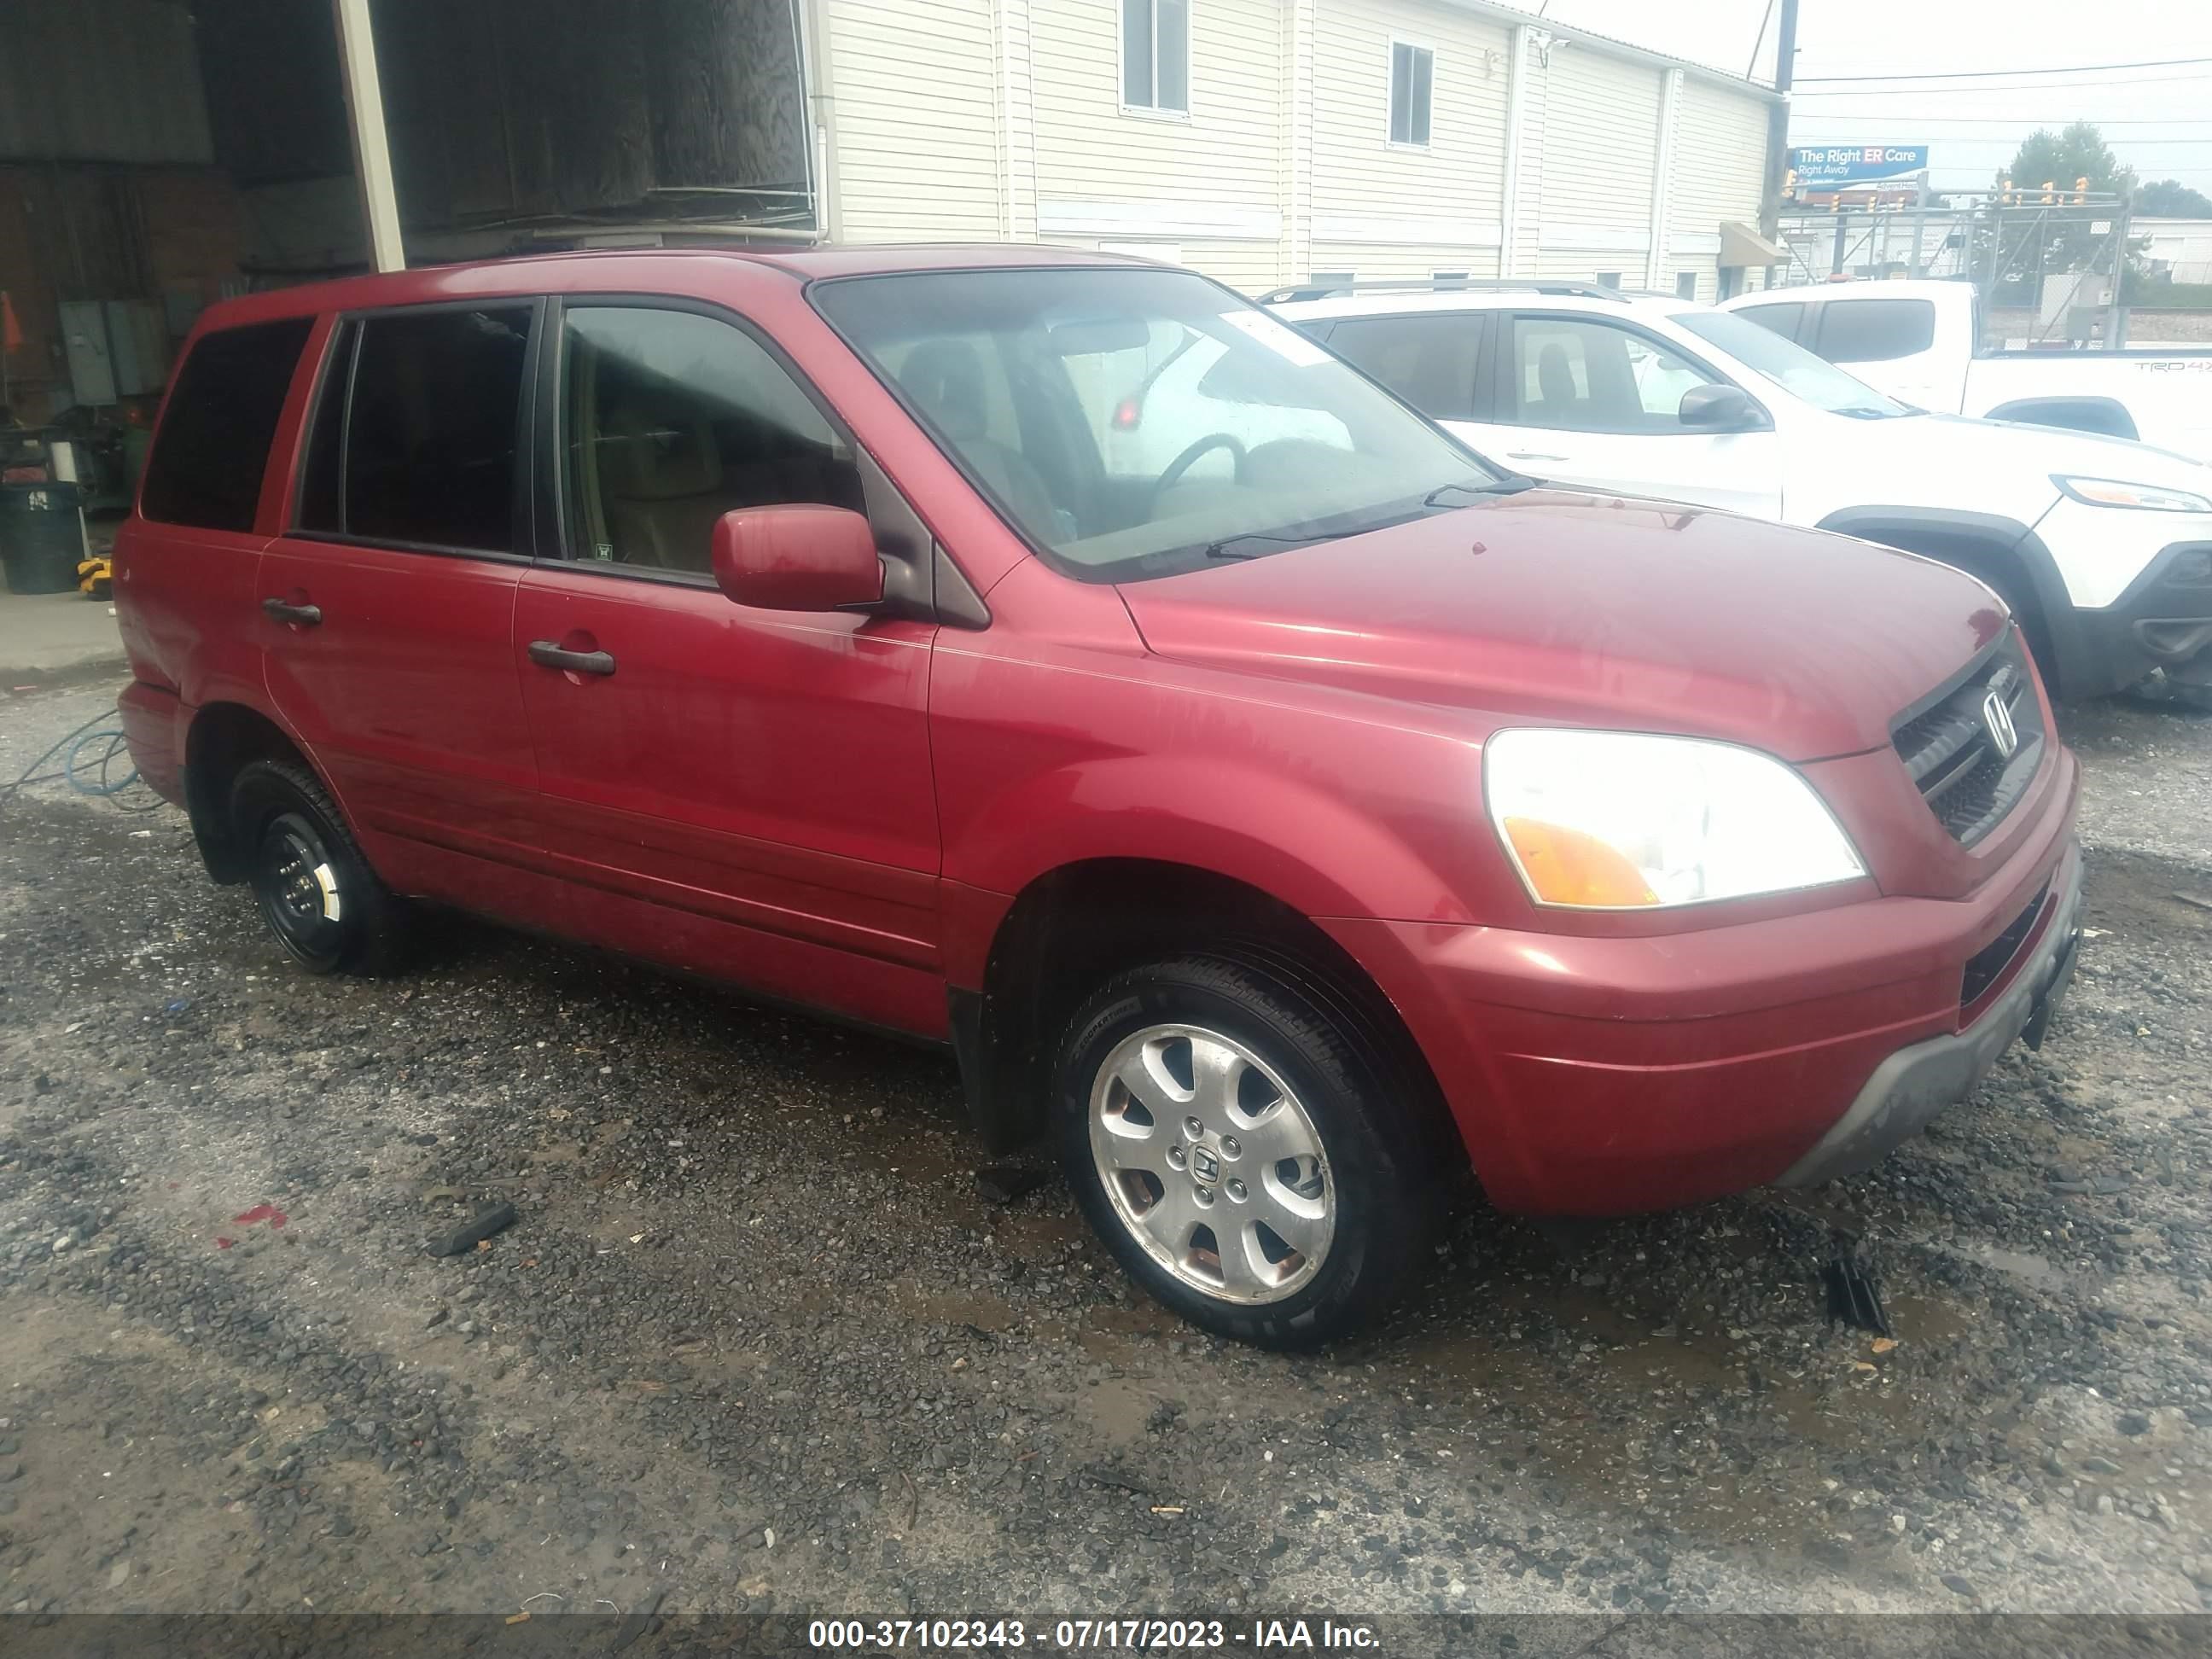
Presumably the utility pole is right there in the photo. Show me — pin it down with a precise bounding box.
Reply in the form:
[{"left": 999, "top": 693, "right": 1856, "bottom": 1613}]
[{"left": 1759, "top": 0, "right": 1800, "bottom": 244}]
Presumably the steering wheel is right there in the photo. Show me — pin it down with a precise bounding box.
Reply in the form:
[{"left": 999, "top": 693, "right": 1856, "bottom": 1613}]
[{"left": 1148, "top": 434, "right": 1249, "bottom": 510}]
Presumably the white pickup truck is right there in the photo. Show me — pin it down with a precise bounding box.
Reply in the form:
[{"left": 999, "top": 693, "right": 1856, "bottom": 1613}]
[{"left": 1718, "top": 279, "right": 2212, "bottom": 463}]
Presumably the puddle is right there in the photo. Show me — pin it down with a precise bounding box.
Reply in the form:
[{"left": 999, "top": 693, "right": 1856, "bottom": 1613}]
[
  {"left": 1886, "top": 1293, "right": 1976, "bottom": 1342},
  {"left": 988, "top": 1208, "right": 1086, "bottom": 1256},
  {"left": 1952, "top": 1242, "right": 2074, "bottom": 1292},
  {"left": 1075, "top": 1377, "right": 1177, "bottom": 1448},
  {"left": 898, "top": 1288, "right": 1018, "bottom": 1333}
]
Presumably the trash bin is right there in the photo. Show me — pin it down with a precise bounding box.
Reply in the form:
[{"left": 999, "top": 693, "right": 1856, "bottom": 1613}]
[{"left": 0, "top": 480, "right": 90, "bottom": 594}]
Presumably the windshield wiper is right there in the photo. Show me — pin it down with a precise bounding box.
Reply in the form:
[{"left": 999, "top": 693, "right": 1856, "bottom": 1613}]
[
  {"left": 1423, "top": 475, "right": 1535, "bottom": 507},
  {"left": 1202, "top": 530, "right": 1329, "bottom": 561}
]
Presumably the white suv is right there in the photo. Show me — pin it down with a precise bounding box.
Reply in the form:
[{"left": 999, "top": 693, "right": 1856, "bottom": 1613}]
[{"left": 1266, "top": 281, "right": 2212, "bottom": 702}]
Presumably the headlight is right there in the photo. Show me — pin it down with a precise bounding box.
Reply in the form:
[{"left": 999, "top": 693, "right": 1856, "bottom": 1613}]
[
  {"left": 2052, "top": 475, "right": 2212, "bottom": 513},
  {"left": 1484, "top": 729, "right": 1866, "bottom": 909}
]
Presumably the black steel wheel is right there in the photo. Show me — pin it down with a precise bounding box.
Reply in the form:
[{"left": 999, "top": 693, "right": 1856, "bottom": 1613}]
[{"left": 230, "top": 758, "right": 410, "bottom": 975}]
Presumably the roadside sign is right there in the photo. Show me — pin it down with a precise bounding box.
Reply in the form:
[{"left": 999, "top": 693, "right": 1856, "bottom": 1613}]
[{"left": 1790, "top": 145, "right": 1930, "bottom": 187}]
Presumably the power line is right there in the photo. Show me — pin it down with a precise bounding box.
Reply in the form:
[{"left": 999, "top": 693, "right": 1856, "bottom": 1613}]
[
  {"left": 1795, "top": 73, "right": 2212, "bottom": 97},
  {"left": 1795, "top": 131, "right": 2212, "bottom": 143},
  {"left": 1796, "top": 55, "right": 2212, "bottom": 84},
  {"left": 1794, "top": 117, "right": 2212, "bottom": 126}
]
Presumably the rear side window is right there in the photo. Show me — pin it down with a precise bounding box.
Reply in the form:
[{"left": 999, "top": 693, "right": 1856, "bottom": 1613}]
[
  {"left": 1732, "top": 302, "right": 1804, "bottom": 342},
  {"left": 1813, "top": 299, "right": 1936, "bottom": 364},
  {"left": 299, "top": 306, "right": 533, "bottom": 550},
  {"left": 1324, "top": 313, "right": 1485, "bottom": 422},
  {"left": 140, "top": 318, "right": 313, "bottom": 532}
]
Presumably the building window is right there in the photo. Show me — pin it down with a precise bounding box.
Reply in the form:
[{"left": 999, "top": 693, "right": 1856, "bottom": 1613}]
[
  {"left": 1122, "top": 0, "right": 1189, "bottom": 114},
  {"left": 1675, "top": 271, "right": 1700, "bottom": 301},
  {"left": 1389, "top": 42, "right": 1433, "bottom": 147},
  {"left": 1596, "top": 271, "right": 1624, "bottom": 291},
  {"left": 1432, "top": 270, "right": 1470, "bottom": 288}
]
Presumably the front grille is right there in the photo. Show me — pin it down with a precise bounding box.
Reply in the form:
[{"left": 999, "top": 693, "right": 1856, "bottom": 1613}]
[
  {"left": 1891, "top": 633, "right": 2046, "bottom": 847},
  {"left": 1962, "top": 882, "right": 2047, "bottom": 1006}
]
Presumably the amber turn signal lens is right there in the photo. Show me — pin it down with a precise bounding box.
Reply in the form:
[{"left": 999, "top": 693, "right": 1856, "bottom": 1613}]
[{"left": 1502, "top": 817, "right": 1660, "bottom": 908}]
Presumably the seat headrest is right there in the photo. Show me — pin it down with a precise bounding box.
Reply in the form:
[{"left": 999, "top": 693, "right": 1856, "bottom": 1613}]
[
  {"left": 1537, "top": 341, "right": 1577, "bottom": 406},
  {"left": 896, "top": 340, "right": 990, "bottom": 442},
  {"left": 602, "top": 396, "right": 720, "bottom": 500}
]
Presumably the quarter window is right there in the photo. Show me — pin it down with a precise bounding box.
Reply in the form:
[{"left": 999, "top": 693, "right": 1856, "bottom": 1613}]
[
  {"left": 1509, "top": 317, "right": 1717, "bottom": 434},
  {"left": 1389, "top": 43, "right": 1434, "bottom": 147},
  {"left": 1122, "top": 0, "right": 1190, "bottom": 114},
  {"left": 140, "top": 318, "right": 312, "bottom": 533},
  {"left": 560, "top": 306, "right": 863, "bottom": 574},
  {"left": 1324, "top": 313, "right": 1483, "bottom": 422},
  {"left": 1813, "top": 298, "right": 1937, "bottom": 363}
]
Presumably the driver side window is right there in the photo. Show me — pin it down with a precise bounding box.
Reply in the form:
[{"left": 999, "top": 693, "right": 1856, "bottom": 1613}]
[
  {"left": 1509, "top": 317, "right": 1716, "bottom": 435},
  {"left": 562, "top": 306, "right": 864, "bottom": 574}
]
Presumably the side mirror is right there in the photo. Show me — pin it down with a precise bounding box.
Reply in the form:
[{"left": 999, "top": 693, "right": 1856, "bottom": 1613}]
[
  {"left": 1678, "top": 384, "right": 1763, "bottom": 430},
  {"left": 710, "top": 505, "right": 883, "bottom": 613}
]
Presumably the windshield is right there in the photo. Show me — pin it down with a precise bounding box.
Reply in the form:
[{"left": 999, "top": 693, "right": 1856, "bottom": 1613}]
[
  {"left": 811, "top": 267, "right": 1501, "bottom": 582},
  {"left": 1672, "top": 310, "right": 1916, "bottom": 420}
]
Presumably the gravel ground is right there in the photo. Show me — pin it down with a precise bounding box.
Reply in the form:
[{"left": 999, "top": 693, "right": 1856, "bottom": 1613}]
[{"left": 2, "top": 679, "right": 2209, "bottom": 1622}]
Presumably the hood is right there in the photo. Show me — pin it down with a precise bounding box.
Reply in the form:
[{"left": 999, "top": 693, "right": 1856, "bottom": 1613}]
[
  {"left": 1909, "top": 410, "right": 2212, "bottom": 486},
  {"left": 1117, "top": 491, "right": 2009, "bottom": 762}
]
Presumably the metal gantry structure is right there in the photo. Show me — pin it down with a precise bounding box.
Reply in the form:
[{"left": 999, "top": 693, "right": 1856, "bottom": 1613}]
[{"left": 1768, "top": 189, "right": 2139, "bottom": 348}]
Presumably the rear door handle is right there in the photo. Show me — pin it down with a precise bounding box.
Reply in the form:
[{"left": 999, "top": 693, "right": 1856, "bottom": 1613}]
[
  {"left": 528, "top": 640, "right": 616, "bottom": 677},
  {"left": 261, "top": 597, "right": 322, "bottom": 626}
]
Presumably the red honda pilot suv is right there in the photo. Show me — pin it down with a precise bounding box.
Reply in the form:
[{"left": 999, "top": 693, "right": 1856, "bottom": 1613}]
[{"left": 114, "top": 247, "right": 2081, "bottom": 1346}]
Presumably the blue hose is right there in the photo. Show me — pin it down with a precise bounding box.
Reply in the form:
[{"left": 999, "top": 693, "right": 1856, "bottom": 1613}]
[{"left": 66, "top": 727, "right": 141, "bottom": 796}]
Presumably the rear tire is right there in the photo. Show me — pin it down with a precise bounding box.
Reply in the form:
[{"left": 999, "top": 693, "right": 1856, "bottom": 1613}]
[
  {"left": 230, "top": 758, "right": 410, "bottom": 975},
  {"left": 1051, "top": 952, "right": 1444, "bottom": 1348}
]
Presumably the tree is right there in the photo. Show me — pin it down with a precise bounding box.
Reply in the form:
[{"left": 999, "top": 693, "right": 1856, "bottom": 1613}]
[
  {"left": 1980, "top": 122, "right": 2139, "bottom": 292},
  {"left": 1995, "top": 121, "right": 2136, "bottom": 202},
  {"left": 2137, "top": 178, "right": 2212, "bottom": 218}
]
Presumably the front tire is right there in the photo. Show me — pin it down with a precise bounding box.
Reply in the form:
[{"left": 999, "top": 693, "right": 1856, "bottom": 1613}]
[
  {"left": 1052, "top": 953, "right": 1444, "bottom": 1348},
  {"left": 230, "top": 758, "right": 410, "bottom": 975}
]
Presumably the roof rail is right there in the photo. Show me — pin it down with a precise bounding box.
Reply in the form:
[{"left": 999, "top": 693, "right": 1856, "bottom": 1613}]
[{"left": 1256, "top": 277, "right": 1627, "bottom": 304}]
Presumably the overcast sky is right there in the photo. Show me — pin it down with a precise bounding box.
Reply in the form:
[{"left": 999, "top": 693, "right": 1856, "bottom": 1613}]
[{"left": 1490, "top": 0, "right": 2212, "bottom": 194}]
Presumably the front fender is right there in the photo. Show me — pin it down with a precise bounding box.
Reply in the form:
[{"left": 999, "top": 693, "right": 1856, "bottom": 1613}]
[{"left": 939, "top": 754, "right": 1476, "bottom": 986}]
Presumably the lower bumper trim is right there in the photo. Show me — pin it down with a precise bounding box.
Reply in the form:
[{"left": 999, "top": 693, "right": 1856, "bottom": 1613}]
[{"left": 1776, "top": 841, "right": 2081, "bottom": 1188}]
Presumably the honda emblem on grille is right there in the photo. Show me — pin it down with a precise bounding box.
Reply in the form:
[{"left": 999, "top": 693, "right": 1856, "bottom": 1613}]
[{"left": 1982, "top": 688, "right": 2019, "bottom": 760}]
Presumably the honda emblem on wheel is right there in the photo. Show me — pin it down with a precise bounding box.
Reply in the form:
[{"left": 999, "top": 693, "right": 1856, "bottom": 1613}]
[
  {"left": 1190, "top": 1146, "right": 1220, "bottom": 1185},
  {"left": 1982, "top": 689, "right": 2019, "bottom": 759}
]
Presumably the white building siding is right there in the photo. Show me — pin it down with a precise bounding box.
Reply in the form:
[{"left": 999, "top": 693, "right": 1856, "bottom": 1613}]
[
  {"left": 1309, "top": 0, "right": 1511, "bottom": 271},
  {"left": 1304, "top": 240, "right": 1502, "bottom": 284},
  {"left": 1666, "top": 77, "right": 1770, "bottom": 301},
  {"left": 818, "top": 0, "right": 1771, "bottom": 296},
  {"left": 1022, "top": 0, "right": 1283, "bottom": 282},
  {"left": 824, "top": 0, "right": 1004, "bottom": 242},
  {"left": 1534, "top": 42, "right": 1659, "bottom": 275}
]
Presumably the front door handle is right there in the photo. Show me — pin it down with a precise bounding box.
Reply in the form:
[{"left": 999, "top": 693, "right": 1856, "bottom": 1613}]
[
  {"left": 528, "top": 640, "right": 616, "bottom": 677},
  {"left": 261, "top": 597, "right": 323, "bottom": 626}
]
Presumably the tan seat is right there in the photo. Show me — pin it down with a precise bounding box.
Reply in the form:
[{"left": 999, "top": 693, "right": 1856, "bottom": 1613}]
[
  {"left": 894, "top": 340, "right": 1061, "bottom": 534},
  {"left": 1532, "top": 341, "right": 1580, "bottom": 422},
  {"left": 600, "top": 396, "right": 729, "bottom": 572}
]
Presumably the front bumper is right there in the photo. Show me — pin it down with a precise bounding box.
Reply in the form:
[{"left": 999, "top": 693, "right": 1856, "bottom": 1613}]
[
  {"left": 2056, "top": 537, "right": 2212, "bottom": 700},
  {"left": 1776, "top": 845, "right": 2081, "bottom": 1185},
  {"left": 1324, "top": 753, "right": 2081, "bottom": 1216}
]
